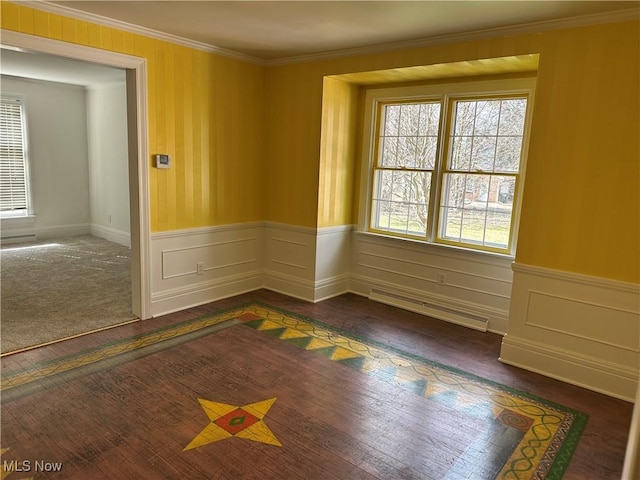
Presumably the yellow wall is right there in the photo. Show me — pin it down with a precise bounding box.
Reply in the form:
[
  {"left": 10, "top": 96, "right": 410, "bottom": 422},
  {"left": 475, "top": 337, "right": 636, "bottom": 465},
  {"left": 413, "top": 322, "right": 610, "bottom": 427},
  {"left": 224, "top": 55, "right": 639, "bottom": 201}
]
[
  {"left": 1, "top": 2, "right": 266, "bottom": 232},
  {"left": 318, "top": 77, "right": 358, "bottom": 228},
  {"left": 2, "top": 3, "right": 638, "bottom": 283},
  {"left": 516, "top": 22, "right": 639, "bottom": 283}
]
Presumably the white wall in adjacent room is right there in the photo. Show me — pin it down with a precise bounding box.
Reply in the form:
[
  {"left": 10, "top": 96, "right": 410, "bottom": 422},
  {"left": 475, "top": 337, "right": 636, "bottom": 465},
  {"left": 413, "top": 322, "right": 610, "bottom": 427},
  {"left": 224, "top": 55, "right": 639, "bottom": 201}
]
[
  {"left": 1, "top": 75, "right": 90, "bottom": 237},
  {"left": 86, "top": 81, "right": 130, "bottom": 245}
]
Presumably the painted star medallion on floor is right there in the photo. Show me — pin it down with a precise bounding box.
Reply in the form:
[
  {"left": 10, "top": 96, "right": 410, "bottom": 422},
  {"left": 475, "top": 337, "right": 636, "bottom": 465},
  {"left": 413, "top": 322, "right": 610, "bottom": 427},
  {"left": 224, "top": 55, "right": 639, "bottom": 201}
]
[{"left": 184, "top": 397, "right": 282, "bottom": 451}]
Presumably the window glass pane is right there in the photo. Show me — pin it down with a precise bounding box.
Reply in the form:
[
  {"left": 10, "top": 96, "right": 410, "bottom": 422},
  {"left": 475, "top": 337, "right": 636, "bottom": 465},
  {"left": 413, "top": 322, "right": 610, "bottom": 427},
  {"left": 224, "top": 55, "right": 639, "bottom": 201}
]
[
  {"left": 449, "top": 96, "right": 527, "bottom": 174},
  {"left": 415, "top": 136, "right": 438, "bottom": 170},
  {"left": 495, "top": 136, "right": 522, "bottom": 173},
  {"left": 383, "top": 105, "right": 400, "bottom": 136},
  {"left": 470, "top": 136, "right": 497, "bottom": 171},
  {"left": 380, "top": 101, "right": 440, "bottom": 171},
  {"left": 473, "top": 100, "right": 500, "bottom": 135},
  {"left": 381, "top": 137, "right": 398, "bottom": 167},
  {"left": 419, "top": 103, "right": 441, "bottom": 137},
  {"left": 485, "top": 211, "right": 512, "bottom": 248},
  {"left": 450, "top": 136, "right": 472, "bottom": 171},
  {"left": 460, "top": 209, "right": 487, "bottom": 244},
  {"left": 498, "top": 99, "right": 527, "bottom": 135},
  {"left": 439, "top": 173, "right": 514, "bottom": 249},
  {"left": 454, "top": 101, "right": 475, "bottom": 135},
  {"left": 397, "top": 136, "right": 416, "bottom": 168},
  {"left": 371, "top": 168, "right": 429, "bottom": 235},
  {"left": 407, "top": 203, "right": 426, "bottom": 236},
  {"left": 440, "top": 207, "right": 462, "bottom": 241},
  {"left": 399, "top": 104, "right": 420, "bottom": 136}
]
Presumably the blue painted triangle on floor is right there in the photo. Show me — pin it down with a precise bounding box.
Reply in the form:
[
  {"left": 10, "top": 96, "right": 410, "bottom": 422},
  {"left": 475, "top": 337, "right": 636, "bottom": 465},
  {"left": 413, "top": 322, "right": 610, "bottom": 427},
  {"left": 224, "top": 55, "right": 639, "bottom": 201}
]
[
  {"left": 400, "top": 379, "right": 427, "bottom": 396},
  {"left": 428, "top": 390, "right": 459, "bottom": 407},
  {"left": 311, "top": 346, "right": 338, "bottom": 359},
  {"left": 285, "top": 336, "right": 313, "bottom": 349},
  {"left": 337, "top": 356, "right": 367, "bottom": 371},
  {"left": 243, "top": 319, "right": 265, "bottom": 330}
]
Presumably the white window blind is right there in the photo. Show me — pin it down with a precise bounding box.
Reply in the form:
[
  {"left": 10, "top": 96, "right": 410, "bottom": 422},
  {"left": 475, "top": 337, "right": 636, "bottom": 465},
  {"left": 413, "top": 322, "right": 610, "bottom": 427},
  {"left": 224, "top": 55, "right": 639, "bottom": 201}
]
[{"left": 0, "top": 97, "right": 28, "bottom": 214}]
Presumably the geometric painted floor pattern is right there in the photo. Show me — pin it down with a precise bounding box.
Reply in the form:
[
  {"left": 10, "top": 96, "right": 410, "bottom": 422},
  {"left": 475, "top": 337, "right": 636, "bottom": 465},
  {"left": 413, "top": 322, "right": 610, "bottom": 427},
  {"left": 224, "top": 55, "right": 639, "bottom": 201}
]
[
  {"left": 239, "top": 305, "right": 588, "bottom": 480},
  {"left": 1, "top": 302, "right": 588, "bottom": 480},
  {"left": 184, "top": 397, "right": 282, "bottom": 450}
]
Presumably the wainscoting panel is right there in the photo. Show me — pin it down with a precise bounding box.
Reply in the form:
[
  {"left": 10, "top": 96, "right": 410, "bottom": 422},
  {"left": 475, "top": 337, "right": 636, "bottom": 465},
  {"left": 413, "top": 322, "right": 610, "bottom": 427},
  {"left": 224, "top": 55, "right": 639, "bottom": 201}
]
[
  {"left": 350, "top": 232, "right": 514, "bottom": 333},
  {"left": 500, "top": 263, "right": 640, "bottom": 401},
  {"left": 150, "top": 223, "right": 264, "bottom": 316},
  {"left": 263, "top": 222, "right": 317, "bottom": 301},
  {"left": 314, "top": 225, "right": 352, "bottom": 301},
  {"left": 263, "top": 222, "right": 351, "bottom": 302}
]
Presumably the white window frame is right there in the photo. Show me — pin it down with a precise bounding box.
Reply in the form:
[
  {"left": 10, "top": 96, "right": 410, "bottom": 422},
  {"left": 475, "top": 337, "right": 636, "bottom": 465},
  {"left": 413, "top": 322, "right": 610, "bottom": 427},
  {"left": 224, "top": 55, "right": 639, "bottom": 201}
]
[
  {"left": 1, "top": 93, "right": 32, "bottom": 218},
  {"left": 358, "top": 77, "right": 536, "bottom": 256}
]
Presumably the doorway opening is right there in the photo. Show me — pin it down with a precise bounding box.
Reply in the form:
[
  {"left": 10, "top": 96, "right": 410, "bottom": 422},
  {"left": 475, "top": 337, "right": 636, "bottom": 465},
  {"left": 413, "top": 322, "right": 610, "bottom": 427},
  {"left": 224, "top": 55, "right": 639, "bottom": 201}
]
[{"left": 0, "top": 30, "right": 151, "bottom": 352}]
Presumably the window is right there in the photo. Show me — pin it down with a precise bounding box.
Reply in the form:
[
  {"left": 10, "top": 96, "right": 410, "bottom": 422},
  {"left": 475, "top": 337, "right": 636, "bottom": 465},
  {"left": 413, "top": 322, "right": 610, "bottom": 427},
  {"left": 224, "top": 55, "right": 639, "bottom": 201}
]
[
  {"left": 363, "top": 78, "right": 534, "bottom": 255},
  {"left": 0, "top": 95, "right": 30, "bottom": 217}
]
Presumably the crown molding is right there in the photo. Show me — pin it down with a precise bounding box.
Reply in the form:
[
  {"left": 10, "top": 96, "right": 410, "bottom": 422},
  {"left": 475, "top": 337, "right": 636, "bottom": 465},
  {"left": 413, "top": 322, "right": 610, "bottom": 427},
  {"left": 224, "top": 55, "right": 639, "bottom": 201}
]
[
  {"left": 11, "top": 1, "right": 639, "bottom": 67},
  {"left": 12, "top": 0, "right": 268, "bottom": 66}
]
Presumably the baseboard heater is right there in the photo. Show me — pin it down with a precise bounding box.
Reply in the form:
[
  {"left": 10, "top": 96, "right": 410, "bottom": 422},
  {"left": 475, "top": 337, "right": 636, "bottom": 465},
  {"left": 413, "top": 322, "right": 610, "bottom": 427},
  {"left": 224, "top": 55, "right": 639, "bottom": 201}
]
[
  {"left": 369, "top": 288, "right": 488, "bottom": 332},
  {"left": 1, "top": 234, "right": 37, "bottom": 245}
]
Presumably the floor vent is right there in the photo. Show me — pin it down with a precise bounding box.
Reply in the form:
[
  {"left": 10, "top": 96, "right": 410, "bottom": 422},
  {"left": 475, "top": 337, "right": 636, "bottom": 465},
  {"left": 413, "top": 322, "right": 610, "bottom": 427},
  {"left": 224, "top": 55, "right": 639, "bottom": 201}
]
[{"left": 369, "top": 288, "right": 488, "bottom": 332}]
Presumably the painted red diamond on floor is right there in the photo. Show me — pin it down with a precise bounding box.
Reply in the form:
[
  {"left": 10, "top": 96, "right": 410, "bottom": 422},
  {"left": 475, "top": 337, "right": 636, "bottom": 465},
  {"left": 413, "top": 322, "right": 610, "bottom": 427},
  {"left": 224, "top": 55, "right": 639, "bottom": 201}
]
[{"left": 214, "top": 408, "right": 259, "bottom": 435}]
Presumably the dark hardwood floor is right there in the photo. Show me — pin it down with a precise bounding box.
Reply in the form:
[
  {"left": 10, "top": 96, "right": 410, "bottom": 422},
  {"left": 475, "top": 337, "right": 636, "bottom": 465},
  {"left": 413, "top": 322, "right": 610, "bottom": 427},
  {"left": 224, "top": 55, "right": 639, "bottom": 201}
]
[{"left": 0, "top": 290, "right": 633, "bottom": 479}]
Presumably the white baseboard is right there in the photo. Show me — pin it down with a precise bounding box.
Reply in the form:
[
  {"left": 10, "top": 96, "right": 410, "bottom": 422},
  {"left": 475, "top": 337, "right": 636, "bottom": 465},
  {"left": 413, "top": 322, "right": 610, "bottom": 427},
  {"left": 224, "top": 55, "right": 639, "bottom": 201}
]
[
  {"left": 90, "top": 223, "right": 131, "bottom": 247},
  {"left": 262, "top": 268, "right": 316, "bottom": 302},
  {"left": 151, "top": 269, "right": 263, "bottom": 317},
  {"left": 500, "top": 262, "right": 640, "bottom": 401},
  {"left": 36, "top": 223, "right": 90, "bottom": 239},
  {"left": 500, "top": 334, "right": 638, "bottom": 401},
  {"left": 263, "top": 268, "right": 350, "bottom": 303}
]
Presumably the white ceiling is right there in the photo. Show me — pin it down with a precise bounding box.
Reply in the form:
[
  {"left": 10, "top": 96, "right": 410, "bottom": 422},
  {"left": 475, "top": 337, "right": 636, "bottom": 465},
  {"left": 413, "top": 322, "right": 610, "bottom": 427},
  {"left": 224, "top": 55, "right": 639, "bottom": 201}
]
[{"left": 0, "top": 1, "right": 638, "bottom": 86}]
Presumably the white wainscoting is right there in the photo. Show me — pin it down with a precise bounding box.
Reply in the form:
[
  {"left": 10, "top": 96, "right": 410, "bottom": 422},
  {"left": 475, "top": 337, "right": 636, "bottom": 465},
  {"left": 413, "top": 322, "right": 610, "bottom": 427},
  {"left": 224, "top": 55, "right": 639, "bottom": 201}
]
[
  {"left": 150, "top": 223, "right": 264, "bottom": 316},
  {"left": 500, "top": 263, "right": 640, "bottom": 401},
  {"left": 350, "top": 232, "right": 514, "bottom": 334},
  {"left": 263, "top": 222, "right": 351, "bottom": 302}
]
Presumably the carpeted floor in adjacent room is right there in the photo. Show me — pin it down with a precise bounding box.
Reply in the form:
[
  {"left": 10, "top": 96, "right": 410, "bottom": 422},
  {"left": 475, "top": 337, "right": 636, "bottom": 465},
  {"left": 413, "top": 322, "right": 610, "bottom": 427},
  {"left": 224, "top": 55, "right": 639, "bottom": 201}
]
[{"left": 0, "top": 235, "right": 136, "bottom": 354}]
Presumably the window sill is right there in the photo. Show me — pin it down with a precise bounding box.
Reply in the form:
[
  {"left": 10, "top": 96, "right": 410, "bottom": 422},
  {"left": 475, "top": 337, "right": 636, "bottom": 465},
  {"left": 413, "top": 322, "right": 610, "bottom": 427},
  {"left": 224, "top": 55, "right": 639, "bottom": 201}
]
[{"left": 0, "top": 213, "right": 35, "bottom": 221}]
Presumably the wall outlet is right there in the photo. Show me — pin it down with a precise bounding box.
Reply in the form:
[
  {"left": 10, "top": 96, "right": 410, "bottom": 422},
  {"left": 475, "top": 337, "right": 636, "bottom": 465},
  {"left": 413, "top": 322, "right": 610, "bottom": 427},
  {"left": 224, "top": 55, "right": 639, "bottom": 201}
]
[
  {"left": 437, "top": 272, "right": 446, "bottom": 285},
  {"left": 197, "top": 262, "right": 204, "bottom": 275},
  {"left": 107, "top": 214, "right": 112, "bottom": 224}
]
